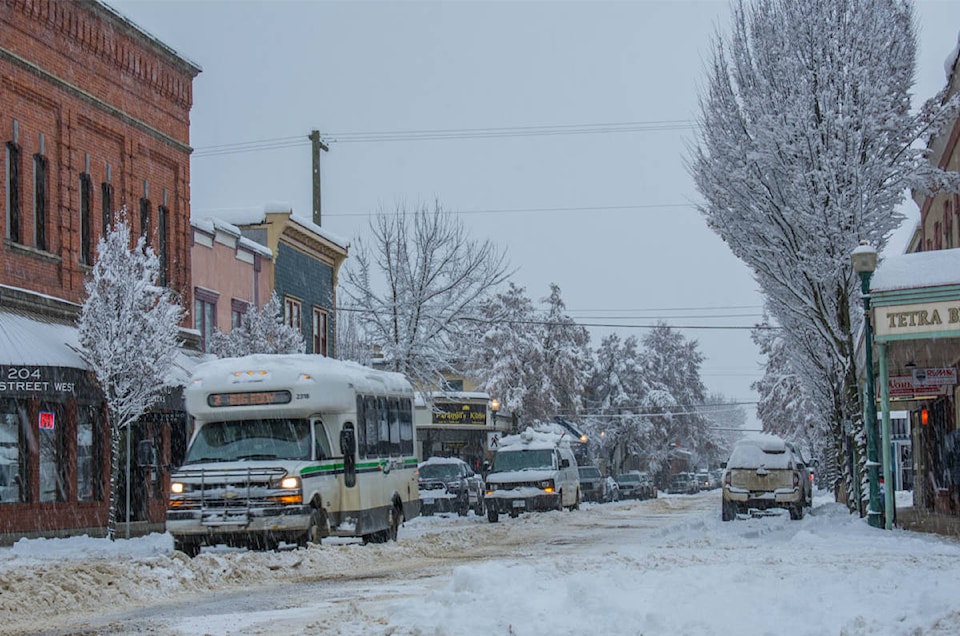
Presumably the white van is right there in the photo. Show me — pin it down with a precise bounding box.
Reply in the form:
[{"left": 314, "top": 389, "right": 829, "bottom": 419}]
[{"left": 483, "top": 427, "right": 581, "bottom": 522}]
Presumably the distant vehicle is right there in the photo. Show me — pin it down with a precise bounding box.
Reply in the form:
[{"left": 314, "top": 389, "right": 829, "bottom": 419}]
[
  {"left": 721, "top": 435, "right": 812, "bottom": 521},
  {"left": 615, "top": 471, "right": 656, "bottom": 500},
  {"left": 577, "top": 465, "right": 608, "bottom": 503},
  {"left": 418, "top": 457, "right": 485, "bottom": 517},
  {"left": 696, "top": 471, "right": 714, "bottom": 490},
  {"left": 667, "top": 472, "right": 700, "bottom": 495},
  {"left": 484, "top": 428, "right": 581, "bottom": 522}
]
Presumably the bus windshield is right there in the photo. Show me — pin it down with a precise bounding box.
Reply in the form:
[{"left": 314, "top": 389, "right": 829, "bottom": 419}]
[{"left": 184, "top": 418, "right": 312, "bottom": 463}]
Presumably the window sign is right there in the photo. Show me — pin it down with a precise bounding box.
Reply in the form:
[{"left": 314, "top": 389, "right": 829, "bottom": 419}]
[{"left": 38, "top": 411, "right": 55, "bottom": 430}]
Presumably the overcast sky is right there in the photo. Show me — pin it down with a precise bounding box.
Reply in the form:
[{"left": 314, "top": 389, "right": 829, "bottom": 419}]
[{"left": 107, "top": 0, "right": 960, "bottom": 426}]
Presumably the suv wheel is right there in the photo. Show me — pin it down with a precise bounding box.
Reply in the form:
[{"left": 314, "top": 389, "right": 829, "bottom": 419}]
[{"left": 721, "top": 499, "right": 737, "bottom": 522}]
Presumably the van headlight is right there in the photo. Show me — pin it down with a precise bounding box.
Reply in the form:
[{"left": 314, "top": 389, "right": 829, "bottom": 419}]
[
  {"left": 280, "top": 476, "right": 300, "bottom": 490},
  {"left": 170, "top": 482, "right": 191, "bottom": 494}
]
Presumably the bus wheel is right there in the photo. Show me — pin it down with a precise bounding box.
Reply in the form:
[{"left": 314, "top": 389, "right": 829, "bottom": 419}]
[{"left": 298, "top": 509, "right": 324, "bottom": 548}]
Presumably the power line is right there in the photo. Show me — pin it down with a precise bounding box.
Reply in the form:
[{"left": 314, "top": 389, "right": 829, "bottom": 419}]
[
  {"left": 191, "top": 119, "right": 697, "bottom": 157},
  {"left": 324, "top": 202, "right": 695, "bottom": 218}
]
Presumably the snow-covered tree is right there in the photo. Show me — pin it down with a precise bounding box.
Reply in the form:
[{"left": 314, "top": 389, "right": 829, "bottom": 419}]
[
  {"left": 583, "top": 333, "right": 653, "bottom": 473},
  {"left": 638, "top": 323, "right": 717, "bottom": 477},
  {"left": 751, "top": 315, "right": 834, "bottom": 488},
  {"left": 462, "top": 283, "right": 541, "bottom": 422},
  {"left": 525, "top": 284, "right": 592, "bottom": 424},
  {"left": 208, "top": 292, "right": 305, "bottom": 357},
  {"left": 340, "top": 201, "right": 512, "bottom": 389},
  {"left": 689, "top": 0, "right": 960, "bottom": 507},
  {"left": 77, "top": 209, "right": 183, "bottom": 540}
]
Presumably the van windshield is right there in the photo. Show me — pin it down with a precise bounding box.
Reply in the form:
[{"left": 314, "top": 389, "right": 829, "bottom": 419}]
[
  {"left": 184, "top": 419, "right": 311, "bottom": 463},
  {"left": 492, "top": 448, "right": 555, "bottom": 472}
]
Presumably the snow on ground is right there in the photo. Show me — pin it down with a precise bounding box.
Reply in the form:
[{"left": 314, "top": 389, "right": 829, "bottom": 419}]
[{"left": 3, "top": 490, "right": 960, "bottom": 635}]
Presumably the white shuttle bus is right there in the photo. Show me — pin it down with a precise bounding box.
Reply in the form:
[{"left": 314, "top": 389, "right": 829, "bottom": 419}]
[{"left": 166, "top": 354, "right": 420, "bottom": 556}]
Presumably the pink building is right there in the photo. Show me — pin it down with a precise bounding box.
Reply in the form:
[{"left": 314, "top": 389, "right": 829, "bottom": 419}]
[{"left": 190, "top": 217, "right": 274, "bottom": 352}]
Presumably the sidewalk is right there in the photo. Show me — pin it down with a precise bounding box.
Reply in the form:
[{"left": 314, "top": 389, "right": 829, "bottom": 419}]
[{"left": 896, "top": 506, "right": 960, "bottom": 540}]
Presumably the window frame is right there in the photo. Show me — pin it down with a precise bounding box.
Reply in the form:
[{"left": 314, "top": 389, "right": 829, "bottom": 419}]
[
  {"left": 194, "top": 287, "right": 220, "bottom": 352},
  {"left": 312, "top": 307, "right": 328, "bottom": 356},
  {"left": 33, "top": 153, "right": 47, "bottom": 251}
]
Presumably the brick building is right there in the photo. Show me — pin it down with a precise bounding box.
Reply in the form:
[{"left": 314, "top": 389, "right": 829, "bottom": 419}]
[{"left": 0, "top": 0, "right": 200, "bottom": 539}]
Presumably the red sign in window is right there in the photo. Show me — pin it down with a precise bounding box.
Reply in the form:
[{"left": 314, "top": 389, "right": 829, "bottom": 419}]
[{"left": 39, "top": 411, "right": 55, "bottom": 430}]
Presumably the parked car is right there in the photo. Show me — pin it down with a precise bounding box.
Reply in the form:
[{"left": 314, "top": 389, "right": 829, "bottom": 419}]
[
  {"left": 615, "top": 471, "right": 656, "bottom": 500},
  {"left": 604, "top": 476, "right": 620, "bottom": 502},
  {"left": 418, "top": 457, "right": 485, "bottom": 517},
  {"left": 484, "top": 428, "right": 581, "bottom": 522},
  {"left": 720, "top": 435, "right": 812, "bottom": 521},
  {"left": 578, "top": 465, "right": 608, "bottom": 503},
  {"left": 667, "top": 472, "right": 700, "bottom": 494}
]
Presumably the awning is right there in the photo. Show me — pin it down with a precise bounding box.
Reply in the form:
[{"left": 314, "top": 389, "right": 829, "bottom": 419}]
[{"left": 0, "top": 308, "right": 87, "bottom": 368}]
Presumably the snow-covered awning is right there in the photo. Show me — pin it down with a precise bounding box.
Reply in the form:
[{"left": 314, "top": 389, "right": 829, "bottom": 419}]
[
  {"left": 0, "top": 308, "right": 87, "bottom": 368},
  {"left": 871, "top": 248, "right": 960, "bottom": 292}
]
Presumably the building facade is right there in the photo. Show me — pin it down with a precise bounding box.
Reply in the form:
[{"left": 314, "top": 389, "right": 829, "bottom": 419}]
[
  {"left": 867, "top": 38, "right": 960, "bottom": 517},
  {"left": 0, "top": 0, "right": 199, "bottom": 539},
  {"left": 190, "top": 216, "right": 274, "bottom": 352},
  {"left": 219, "top": 205, "right": 348, "bottom": 358}
]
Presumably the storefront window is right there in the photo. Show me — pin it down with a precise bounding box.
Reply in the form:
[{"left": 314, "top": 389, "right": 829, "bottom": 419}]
[
  {"left": 0, "top": 400, "right": 25, "bottom": 504},
  {"left": 77, "top": 406, "right": 101, "bottom": 502},
  {"left": 38, "top": 403, "right": 65, "bottom": 503}
]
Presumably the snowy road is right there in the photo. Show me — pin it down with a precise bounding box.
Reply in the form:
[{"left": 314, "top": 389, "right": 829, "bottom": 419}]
[{"left": 5, "top": 490, "right": 960, "bottom": 635}]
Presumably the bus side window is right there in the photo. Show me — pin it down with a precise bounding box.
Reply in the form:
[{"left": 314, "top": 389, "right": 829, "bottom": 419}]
[
  {"left": 313, "top": 420, "right": 332, "bottom": 460},
  {"left": 364, "top": 396, "right": 378, "bottom": 458},
  {"left": 388, "top": 398, "right": 401, "bottom": 456}
]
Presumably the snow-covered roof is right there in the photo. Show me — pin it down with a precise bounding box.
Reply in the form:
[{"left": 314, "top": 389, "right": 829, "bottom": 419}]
[
  {"left": 194, "top": 204, "right": 348, "bottom": 250},
  {"left": 191, "top": 216, "right": 273, "bottom": 258},
  {"left": 498, "top": 427, "right": 571, "bottom": 450},
  {"left": 944, "top": 29, "right": 960, "bottom": 84},
  {"left": 422, "top": 391, "right": 490, "bottom": 401},
  {"left": 0, "top": 309, "right": 86, "bottom": 368},
  {"left": 418, "top": 456, "right": 468, "bottom": 467},
  {"left": 870, "top": 248, "right": 960, "bottom": 292}
]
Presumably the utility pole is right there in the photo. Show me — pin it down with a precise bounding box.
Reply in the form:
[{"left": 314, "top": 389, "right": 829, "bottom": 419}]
[{"left": 309, "top": 130, "right": 328, "bottom": 226}]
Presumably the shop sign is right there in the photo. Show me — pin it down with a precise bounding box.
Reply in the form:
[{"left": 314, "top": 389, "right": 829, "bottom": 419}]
[
  {"left": 883, "top": 375, "right": 952, "bottom": 399},
  {"left": 911, "top": 367, "right": 957, "bottom": 387},
  {"left": 431, "top": 402, "right": 487, "bottom": 425},
  {"left": 0, "top": 366, "right": 92, "bottom": 397},
  {"left": 874, "top": 300, "right": 960, "bottom": 338}
]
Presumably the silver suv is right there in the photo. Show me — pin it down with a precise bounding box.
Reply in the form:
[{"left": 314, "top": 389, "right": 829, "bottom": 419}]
[{"left": 721, "top": 436, "right": 812, "bottom": 521}]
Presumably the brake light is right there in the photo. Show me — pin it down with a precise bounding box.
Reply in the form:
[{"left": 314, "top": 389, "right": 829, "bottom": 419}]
[
  {"left": 809, "top": 473, "right": 814, "bottom": 482},
  {"left": 724, "top": 471, "right": 731, "bottom": 487},
  {"left": 793, "top": 473, "right": 800, "bottom": 488}
]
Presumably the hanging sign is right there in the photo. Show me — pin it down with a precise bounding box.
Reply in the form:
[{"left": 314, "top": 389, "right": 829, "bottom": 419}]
[
  {"left": 911, "top": 367, "right": 957, "bottom": 387},
  {"left": 883, "top": 376, "right": 952, "bottom": 399}
]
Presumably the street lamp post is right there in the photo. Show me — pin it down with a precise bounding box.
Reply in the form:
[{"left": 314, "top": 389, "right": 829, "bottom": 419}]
[
  {"left": 490, "top": 398, "right": 500, "bottom": 428},
  {"left": 852, "top": 241, "right": 882, "bottom": 528}
]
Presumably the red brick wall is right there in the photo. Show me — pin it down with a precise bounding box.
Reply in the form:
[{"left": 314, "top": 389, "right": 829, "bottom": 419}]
[{"left": 0, "top": 0, "right": 199, "bottom": 317}]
